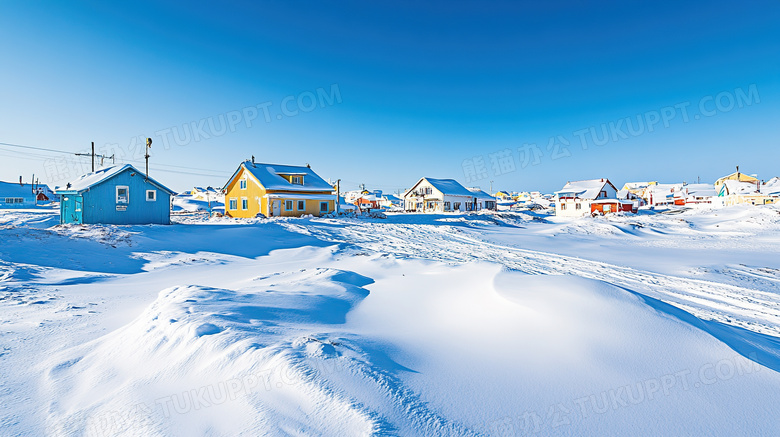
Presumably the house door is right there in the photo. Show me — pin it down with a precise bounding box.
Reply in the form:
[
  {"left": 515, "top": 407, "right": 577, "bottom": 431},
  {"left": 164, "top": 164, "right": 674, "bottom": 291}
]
[
  {"left": 69, "top": 196, "right": 83, "bottom": 224},
  {"left": 272, "top": 200, "right": 281, "bottom": 216}
]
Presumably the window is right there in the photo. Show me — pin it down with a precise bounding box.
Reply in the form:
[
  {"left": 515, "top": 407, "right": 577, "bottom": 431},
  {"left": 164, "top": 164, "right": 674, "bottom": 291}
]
[
  {"left": 116, "top": 186, "right": 129, "bottom": 203},
  {"left": 241, "top": 197, "right": 248, "bottom": 210},
  {"left": 229, "top": 198, "right": 237, "bottom": 210},
  {"left": 4, "top": 198, "right": 23, "bottom": 204},
  {"left": 297, "top": 200, "right": 305, "bottom": 210},
  {"left": 444, "top": 201, "right": 451, "bottom": 210},
  {"left": 240, "top": 179, "right": 247, "bottom": 190},
  {"left": 285, "top": 200, "right": 293, "bottom": 211},
  {"left": 292, "top": 176, "right": 301, "bottom": 184},
  {"left": 600, "top": 190, "right": 607, "bottom": 198},
  {"left": 604, "top": 204, "right": 612, "bottom": 212},
  {"left": 561, "top": 203, "right": 567, "bottom": 210},
  {"left": 575, "top": 203, "right": 581, "bottom": 210},
  {"left": 320, "top": 201, "right": 328, "bottom": 212},
  {"left": 146, "top": 190, "right": 157, "bottom": 202}
]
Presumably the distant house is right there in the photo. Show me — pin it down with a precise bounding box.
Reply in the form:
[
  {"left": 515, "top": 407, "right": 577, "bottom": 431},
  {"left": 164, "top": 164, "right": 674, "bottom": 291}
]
[
  {"left": 622, "top": 181, "right": 656, "bottom": 199},
  {"left": 354, "top": 191, "right": 384, "bottom": 210},
  {"left": 55, "top": 164, "right": 174, "bottom": 224},
  {"left": 467, "top": 188, "right": 497, "bottom": 210},
  {"left": 403, "top": 177, "right": 494, "bottom": 212},
  {"left": 380, "top": 194, "right": 403, "bottom": 209},
  {"left": 0, "top": 180, "right": 57, "bottom": 209},
  {"left": 672, "top": 184, "right": 716, "bottom": 206},
  {"left": 644, "top": 183, "right": 684, "bottom": 206},
  {"left": 223, "top": 160, "right": 336, "bottom": 218},
  {"left": 555, "top": 179, "right": 630, "bottom": 217},
  {"left": 717, "top": 179, "right": 778, "bottom": 206}
]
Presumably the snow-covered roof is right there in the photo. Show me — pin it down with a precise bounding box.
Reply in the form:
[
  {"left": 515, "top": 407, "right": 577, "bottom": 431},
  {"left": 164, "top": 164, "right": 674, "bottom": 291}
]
[
  {"left": 622, "top": 182, "right": 654, "bottom": 190},
  {"left": 235, "top": 161, "right": 334, "bottom": 192},
  {"left": 762, "top": 177, "right": 780, "bottom": 195},
  {"left": 383, "top": 194, "right": 401, "bottom": 202},
  {"left": 722, "top": 180, "right": 760, "bottom": 196},
  {"left": 467, "top": 188, "right": 496, "bottom": 200},
  {"left": 555, "top": 179, "right": 612, "bottom": 200},
  {"left": 0, "top": 181, "right": 56, "bottom": 199},
  {"left": 616, "top": 189, "right": 641, "bottom": 200},
  {"left": 55, "top": 164, "right": 174, "bottom": 194},
  {"left": 682, "top": 184, "right": 716, "bottom": 198},
  {"left": 422, "top": 178, "right": 475, "bottom": 196}
]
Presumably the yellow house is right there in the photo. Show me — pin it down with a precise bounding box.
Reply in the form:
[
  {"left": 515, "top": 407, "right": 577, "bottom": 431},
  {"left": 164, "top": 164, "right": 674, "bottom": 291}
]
[
  {"left": 223, "top": 160, "right": 336, "bottom": 218},
  {"left": 714, "top": 171, "right": 758, "bottom": 189}
]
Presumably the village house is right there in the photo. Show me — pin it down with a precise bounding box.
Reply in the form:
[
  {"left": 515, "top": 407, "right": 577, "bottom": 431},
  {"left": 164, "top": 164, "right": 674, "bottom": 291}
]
[
  {"left": 555, "top": 179, "right": 631, "bottom": 217},
  {"left": 0, "top": 179, "right": 57, "bottom": 208},
  {"left": 380, "top": 193, "right": 403, "bottom": 209},
  {"left": 403, "top": 177, "right": 495, "bottom": 212},
  {"left": 55, "top": 164, "right": 174, "bottom": 225},
  {"left": 354, "top": 190, "right": 384, "bottom": 210},
  {"left": 717, "top": 179, "right": 778, "bottom": 206},
  {"left": 223, "top": 160, "right": 336, "bottom": 218},
  {"left": 672, "top": 183, "right": 716, "bottom": 206}
]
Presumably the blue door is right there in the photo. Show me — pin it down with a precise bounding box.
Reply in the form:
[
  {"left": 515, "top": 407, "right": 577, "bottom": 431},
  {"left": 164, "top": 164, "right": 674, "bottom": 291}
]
[{"left": 74, "top": 196, "right": 83, "bottom": 223}]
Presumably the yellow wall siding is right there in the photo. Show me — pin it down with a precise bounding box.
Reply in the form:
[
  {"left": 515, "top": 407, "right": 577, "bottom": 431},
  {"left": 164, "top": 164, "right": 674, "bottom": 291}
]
[{"left": 225, "top": 167, "right": 266, "bottom": 218}]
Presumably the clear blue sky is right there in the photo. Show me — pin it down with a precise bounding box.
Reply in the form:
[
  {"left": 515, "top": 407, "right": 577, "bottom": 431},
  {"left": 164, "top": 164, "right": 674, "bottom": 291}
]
[{"left": 1, "top": 0, "right": 778, "bottom": 193}]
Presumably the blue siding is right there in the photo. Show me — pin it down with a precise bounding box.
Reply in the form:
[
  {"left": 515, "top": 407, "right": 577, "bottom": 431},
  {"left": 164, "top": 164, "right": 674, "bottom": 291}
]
[{"left": 60, "top": 168, "right": 171, "bottom": 225}]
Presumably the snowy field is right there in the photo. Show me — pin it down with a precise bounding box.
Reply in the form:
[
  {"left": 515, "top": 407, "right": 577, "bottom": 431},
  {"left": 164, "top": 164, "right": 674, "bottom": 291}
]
[{"left": 2, "top": 206, "right": 780, "bottom": 436}]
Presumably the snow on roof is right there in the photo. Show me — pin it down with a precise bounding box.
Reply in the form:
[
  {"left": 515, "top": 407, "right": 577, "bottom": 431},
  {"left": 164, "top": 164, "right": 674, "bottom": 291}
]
[
  {"left": 722, "top": 180, "right": 760, "bottom": 195},
  {"left": 622, "top": 182, "right": 654, "bottom": 190},
  {"left": 616, "top": 189, "right": 641, "bottom": 200},
  {"left": 682, "top": 184, "right": 716, "bottom": 197},
  {"left": 55, "top": 164, "right": 174, "bottom": 194},
  {"left": 554, "top": 179, "right": 610, "bottom": 200},
  {"left": 383, "top": 194, "right": 401, "bottom": 201},
  {"left": 0, "top": 181, "right": 56, "bottom": 198},
  {"left": 239, "top": 161, "right": 334, "bottom": 192},
  {"left": 467, "top": 188, "right": 496, "bottom": 200},
  {"left": 422, "top": 178, "right": 475, "bottom": 196}
]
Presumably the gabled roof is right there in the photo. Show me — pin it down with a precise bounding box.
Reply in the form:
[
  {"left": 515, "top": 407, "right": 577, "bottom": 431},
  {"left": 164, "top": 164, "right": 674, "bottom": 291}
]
[
  {"left": 555, "top": 179, "right": 616, "bottom": 200},
  {"left": 55, "top": 164, "right": 175, "bottom": 194},
  {"left": 467, "top": 188, "right": 496, "bottom": 200},
  {"left": 715, "top": 171, "right": 758, "bottom": 186},
  {"left": 227, "top": 160, "right": 334, "bottom": 192},
  {"left": 682, "top": 183, "right": 716, "bottom": 198},
  {"left": 406, "top": 177, "right": 475, "bottom": 197}
]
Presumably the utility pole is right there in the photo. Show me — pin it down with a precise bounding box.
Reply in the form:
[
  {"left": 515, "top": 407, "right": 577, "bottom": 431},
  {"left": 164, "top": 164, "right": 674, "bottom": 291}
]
[
  {"left": 145, "top": 138, "right": 153, "bottom": 180},
  {"left": 336, "top": 179, "right": 341, "bottom": 214},
  {"left": 490, "top": 180, "right": 494, "bottom": 194},
  {"left": 75, "top": 141, "right": 114, "bottom": 172}
]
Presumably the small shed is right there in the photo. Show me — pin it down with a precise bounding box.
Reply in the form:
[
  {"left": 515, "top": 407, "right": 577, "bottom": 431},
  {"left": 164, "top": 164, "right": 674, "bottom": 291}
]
[{"left": 55, "top": 164, "right": 174, "bottom": 225}]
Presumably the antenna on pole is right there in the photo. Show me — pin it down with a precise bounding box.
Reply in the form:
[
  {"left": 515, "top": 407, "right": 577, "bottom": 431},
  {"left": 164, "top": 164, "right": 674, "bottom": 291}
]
[{"left": 145, "top": 138, "right": 152, "bottom": 180}]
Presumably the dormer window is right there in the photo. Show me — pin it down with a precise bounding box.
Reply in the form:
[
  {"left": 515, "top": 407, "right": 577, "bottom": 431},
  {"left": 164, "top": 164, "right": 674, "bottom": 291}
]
[{"left": 292, "top": 176, "right": 301, "bottom": 184}]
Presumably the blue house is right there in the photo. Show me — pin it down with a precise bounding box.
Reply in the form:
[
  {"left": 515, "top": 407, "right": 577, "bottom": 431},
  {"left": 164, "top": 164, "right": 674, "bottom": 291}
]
[
  {"left": 55, "top": 164, "right": 174, "bottom": 225},
  {"left": 0, "top": 180, "right": 57, "bottom": 209}
]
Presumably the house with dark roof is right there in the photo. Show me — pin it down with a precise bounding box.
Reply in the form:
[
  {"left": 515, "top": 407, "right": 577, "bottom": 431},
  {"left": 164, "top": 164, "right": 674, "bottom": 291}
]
[
  {"left": 55, "top": 164, "right": 174, "bottom": 224},
  {"left": 223, "top": 160, "right": 336, "bottom": 218},
  {"left": 0, "top": 180, "right": 57, "bottom": 209},
  {"left": 403, "top": 177, "right": 495, "bottom": 212}
]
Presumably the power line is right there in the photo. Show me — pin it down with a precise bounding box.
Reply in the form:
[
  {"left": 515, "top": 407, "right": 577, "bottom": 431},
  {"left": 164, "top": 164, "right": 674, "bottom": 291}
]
[{"left": 0, "top": 141, "right": 231, "bottom": 178}]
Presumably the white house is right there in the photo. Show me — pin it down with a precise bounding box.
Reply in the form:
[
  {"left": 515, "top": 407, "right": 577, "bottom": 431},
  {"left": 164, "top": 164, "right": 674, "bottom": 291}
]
[
  {"left": 403, "top": 177, "right": 494, "bottom": 212},
  {"left": 554, "top": 179, "right": 618, "bottom": 217}
]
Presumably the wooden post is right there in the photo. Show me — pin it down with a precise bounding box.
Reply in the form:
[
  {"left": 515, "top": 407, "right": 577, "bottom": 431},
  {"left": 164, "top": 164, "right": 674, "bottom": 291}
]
[{"left": 91, "top": 142, "right": 95, "bottom": 172}]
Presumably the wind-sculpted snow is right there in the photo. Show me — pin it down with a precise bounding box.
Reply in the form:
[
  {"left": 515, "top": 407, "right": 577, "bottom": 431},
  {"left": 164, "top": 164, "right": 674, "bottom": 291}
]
[{"left": 3, "top": 208, "right": 780, "bottom": 436}]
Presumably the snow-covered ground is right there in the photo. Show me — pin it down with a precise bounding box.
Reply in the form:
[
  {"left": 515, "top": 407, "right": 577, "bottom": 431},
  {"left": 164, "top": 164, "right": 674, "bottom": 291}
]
[{"left": 2, "top": 206, "right": 780, "bottom": 436}]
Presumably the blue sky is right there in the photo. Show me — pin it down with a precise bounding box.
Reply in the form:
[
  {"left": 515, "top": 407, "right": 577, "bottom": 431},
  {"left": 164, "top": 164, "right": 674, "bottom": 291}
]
[{"left": 1, "top": 0, "right": 779, "bottom": 193}]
